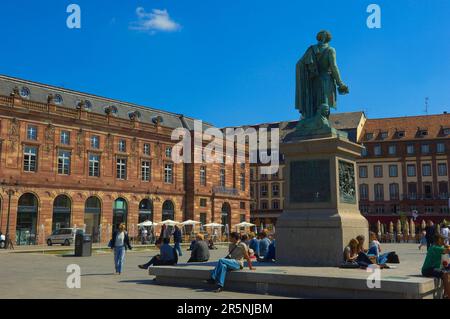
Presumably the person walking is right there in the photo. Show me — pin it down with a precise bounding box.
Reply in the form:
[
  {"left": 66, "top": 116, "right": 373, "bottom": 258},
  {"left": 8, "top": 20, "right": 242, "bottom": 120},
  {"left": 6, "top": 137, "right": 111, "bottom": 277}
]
[
  {"left": 425, "top": 221, "right": 436, "bottom": 250},
  {"left": 110, "top": 223, "right": 132, "bottom": 275},
  {"left": 173, "top": 225, "right": 183, "bottom": 257}
]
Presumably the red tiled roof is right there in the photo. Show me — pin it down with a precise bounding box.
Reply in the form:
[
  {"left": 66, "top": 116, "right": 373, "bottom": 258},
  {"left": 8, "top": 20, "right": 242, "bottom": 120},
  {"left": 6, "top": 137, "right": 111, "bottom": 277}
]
[{"left": 360, "top": 114, "right": 450, "bottom": 143}]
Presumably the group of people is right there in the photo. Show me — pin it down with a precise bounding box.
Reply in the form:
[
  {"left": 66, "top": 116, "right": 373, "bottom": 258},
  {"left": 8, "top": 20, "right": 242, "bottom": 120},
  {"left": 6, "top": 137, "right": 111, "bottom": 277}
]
[
  {"left": 343, "top": 232, "right": 397, "bottom": 269},
  {"left": 109, "top": 223, "right": 274, "bottom": 292},
  {"left": 418, "top": 221, "right": 450, "bottom": 250}
]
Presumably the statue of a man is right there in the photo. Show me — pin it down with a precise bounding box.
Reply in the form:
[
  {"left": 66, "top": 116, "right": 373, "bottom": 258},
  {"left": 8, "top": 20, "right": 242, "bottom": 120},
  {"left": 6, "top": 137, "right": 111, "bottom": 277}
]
[{"left": 295, "top": 30, "right": 349, "bottom": 130}]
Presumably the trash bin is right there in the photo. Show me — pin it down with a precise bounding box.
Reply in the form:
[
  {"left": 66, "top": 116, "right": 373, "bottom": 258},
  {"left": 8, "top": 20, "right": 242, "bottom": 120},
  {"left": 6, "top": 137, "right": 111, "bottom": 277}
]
[{"left": 74, "top": 232, "right": 92, "bottom": 257}]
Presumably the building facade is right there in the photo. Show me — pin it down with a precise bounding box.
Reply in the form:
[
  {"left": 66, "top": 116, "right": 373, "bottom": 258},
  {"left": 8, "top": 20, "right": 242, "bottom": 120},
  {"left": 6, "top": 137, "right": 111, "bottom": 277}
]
[
  {"left": 0, "top": 75, "right": 250, "bottom": 245},
  {"left": 357, "top": 114, "right": 450, "bottom": 228}
]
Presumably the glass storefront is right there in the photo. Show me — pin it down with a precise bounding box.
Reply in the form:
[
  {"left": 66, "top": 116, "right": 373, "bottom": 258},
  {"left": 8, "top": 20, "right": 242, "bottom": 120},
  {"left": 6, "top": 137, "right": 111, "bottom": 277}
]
[
  {"left": 52, "top": 195, "right": 71, "bottom": 231},
  {"left": 84, "top": 196, "right": 101, "bottom": 243},
  {"left": 16, "top": 193, "right": 38, "bottom": 245},
  {"left": 138, "top": 199, "right": 153, "bottom": 223},
  {"left": 113, "top": 198, "right": 127, "bottom": 231}
]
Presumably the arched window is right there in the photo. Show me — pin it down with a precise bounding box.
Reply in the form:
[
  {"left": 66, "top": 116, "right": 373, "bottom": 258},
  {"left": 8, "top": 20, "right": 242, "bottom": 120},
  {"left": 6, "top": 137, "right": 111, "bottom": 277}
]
[
  {"left": 85, "top": 196, "right": 101, "bottom": 243},
  {"left": 17, "top": 193, "right": 38, "bottom": 245},
  {"left": 113, "top": 198, "right": 128, "bottom": 230},
  {"left": 162, "top": 200, "right": 174, "bottom": 221},
  {"left": 221, "top": 203, "right": 231, "bottom": 232},
  {"left": 139, "top": 199, "right": 153, "bottom": 223},
  {"left": 52, "top": 195, "right": 71, "bottom": 231}
]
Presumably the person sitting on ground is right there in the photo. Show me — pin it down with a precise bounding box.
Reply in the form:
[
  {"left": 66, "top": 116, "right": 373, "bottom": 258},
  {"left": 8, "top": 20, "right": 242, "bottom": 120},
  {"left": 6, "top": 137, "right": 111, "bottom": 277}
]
[
  {"left": 188, "top": 233, "right": 210, "bottom": 263},
  {"left": 421, "top": 233, "right": 450, "bottom": 299},
  {"left": 343, "top": 238, "right": 377, "bottom": 269},
  {"left": 248, "top": 232, "right": 260, "bottom": 259},
  {"left": 258, "top": 231, "right": 271, "bottom": 260},
  {"left": 206, "top": 232, "right": 255, "bottom": 292},
  {"left": 356, "top": 235, "right": 367, "bottom": 253},
  {"left": 138, "top": 238, "right": 177, "bottom": 269}
]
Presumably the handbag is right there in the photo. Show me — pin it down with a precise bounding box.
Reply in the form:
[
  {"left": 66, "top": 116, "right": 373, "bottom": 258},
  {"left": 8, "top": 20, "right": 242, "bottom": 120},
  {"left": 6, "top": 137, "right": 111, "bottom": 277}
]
[{"left": 225, "top": 244, "right": 239, "bottom": 259}]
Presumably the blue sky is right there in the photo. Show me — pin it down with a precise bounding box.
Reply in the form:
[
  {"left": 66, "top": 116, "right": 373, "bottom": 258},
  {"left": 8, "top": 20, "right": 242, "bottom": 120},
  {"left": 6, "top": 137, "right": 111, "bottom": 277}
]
[{"left": 0, "top": 0, "right": 449, "bottom": 127}]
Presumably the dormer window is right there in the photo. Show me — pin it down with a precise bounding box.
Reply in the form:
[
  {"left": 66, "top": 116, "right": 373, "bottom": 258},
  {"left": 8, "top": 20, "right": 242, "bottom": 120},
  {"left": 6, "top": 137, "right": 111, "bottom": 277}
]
[
  {"left": 54, "top": 94, "right": 63, "bottom": 105},
  {"left": 365, "top": 133, "right": 373, "bottom": 141},
  {"left": 380, "top": 132, "right": 388, "bottom": 140},
  {"left": 443, "top": 128, "right": 450, "bottom": 136},
  {"left": 418, "top": 129, "right": 428, "bottom": 137},
  {"left": 396, "top": 131, "right": 405, "bottom": 138},
  {"left": 20, "top": 87, "right": 30, "bottom": 98}
]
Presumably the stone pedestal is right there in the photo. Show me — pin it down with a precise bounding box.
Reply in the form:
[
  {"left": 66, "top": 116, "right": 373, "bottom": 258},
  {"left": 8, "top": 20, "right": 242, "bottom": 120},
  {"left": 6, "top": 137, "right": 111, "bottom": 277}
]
[{"left": 277, "top": 134, "right": 369, "bottom": 267}]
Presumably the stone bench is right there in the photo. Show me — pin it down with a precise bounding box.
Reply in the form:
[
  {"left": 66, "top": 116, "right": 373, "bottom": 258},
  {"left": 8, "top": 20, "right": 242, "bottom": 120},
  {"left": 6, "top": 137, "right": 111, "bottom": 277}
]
[{"left": 148, "top": 262, "right": 442, "bottom": 299}]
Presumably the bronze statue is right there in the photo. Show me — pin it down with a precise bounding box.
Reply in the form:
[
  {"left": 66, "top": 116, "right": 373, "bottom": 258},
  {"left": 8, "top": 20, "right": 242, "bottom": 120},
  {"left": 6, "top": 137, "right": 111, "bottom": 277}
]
[{"left": 295, "top": 30, "right": 349, "bottom": 133}]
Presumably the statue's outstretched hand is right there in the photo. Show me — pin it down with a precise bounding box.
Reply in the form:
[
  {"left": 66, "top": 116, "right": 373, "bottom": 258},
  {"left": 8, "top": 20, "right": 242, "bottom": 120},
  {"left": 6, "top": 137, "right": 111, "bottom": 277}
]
[{"left": 338, "top": 84, "right": 349, "bottom": 95}]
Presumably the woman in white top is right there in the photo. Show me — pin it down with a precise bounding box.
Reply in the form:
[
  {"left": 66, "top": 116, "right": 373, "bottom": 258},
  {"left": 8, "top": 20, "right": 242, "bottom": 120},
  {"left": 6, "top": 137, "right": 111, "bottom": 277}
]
[{"left": 110, "top": 223, "right": 132, "bottom": 274}]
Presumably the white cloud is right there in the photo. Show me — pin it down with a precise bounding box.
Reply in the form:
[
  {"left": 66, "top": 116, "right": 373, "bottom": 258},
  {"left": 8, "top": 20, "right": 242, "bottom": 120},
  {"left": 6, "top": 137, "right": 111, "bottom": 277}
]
[{"left": 129, "top": 7, "right": 181, "bottom": 34}]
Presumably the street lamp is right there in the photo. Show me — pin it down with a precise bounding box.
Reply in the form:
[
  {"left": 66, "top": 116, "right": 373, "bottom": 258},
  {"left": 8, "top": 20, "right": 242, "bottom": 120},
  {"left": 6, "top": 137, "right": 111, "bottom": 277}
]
[{"left": 1, "top": 181, "right": 18, "bottom": 249}]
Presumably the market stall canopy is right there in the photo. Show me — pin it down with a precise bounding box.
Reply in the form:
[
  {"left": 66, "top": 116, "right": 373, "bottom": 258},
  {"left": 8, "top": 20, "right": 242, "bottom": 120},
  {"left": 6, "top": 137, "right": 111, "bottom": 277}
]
[
  {"left": 203, "top": 223, "right": 224, "bottom": 227},
  {"left": 181, "top": 220, "right": 202, "bottom": 226},
  {"left": 158, "top": 219, "right": 180, "bottom": 226},
  {"left": 234, "top": 222, "right": 256, "bottom": 228},
  {"left": 138, "top": 220, "right": 153, "bottom": 227}
]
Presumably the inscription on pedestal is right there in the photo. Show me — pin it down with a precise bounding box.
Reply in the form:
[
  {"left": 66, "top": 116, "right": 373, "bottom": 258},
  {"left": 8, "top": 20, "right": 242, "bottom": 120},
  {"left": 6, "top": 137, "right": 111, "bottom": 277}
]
[
  {"left": 290, "top": 160, "right": 330, "bottom": 203},
  {"left": 338, "top": 160, "right": 356, "bottom": 204}
]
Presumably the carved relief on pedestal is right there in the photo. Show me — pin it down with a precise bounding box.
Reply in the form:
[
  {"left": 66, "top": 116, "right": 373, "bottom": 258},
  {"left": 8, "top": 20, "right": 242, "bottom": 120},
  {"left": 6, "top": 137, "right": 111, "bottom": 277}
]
[{"left": 338, "top": 160, "right": 356, "bottom": 204}]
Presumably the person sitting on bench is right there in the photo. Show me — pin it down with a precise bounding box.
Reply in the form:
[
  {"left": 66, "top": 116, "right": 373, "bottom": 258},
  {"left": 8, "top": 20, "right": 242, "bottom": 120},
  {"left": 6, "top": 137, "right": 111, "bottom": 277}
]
[
  {"left": 188, "top": 233, "right": 210, "bottom": 263},
  {"left": 138, "top": 238, "right": 177, "bottom": 269}
]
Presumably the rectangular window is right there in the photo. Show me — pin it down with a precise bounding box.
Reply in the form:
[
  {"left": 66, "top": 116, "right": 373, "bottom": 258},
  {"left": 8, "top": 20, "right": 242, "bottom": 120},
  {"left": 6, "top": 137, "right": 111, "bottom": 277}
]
[
  {"left": 261, "top": 184, "right": 268, "bottom": 197},
  {"left": 250, "top": 169, "right": 254, "bottom": 180},
  {"left": 57, "top": 150, "right": 71, "bottom": 175},
  {"left": 374, "top": 184, "right": 384, "bottom": 201},
  {"left": 389, "top": 183, "right": 399, "bottom": 200},
  {"left": 359, "top": 166, "right": 368, "bottom": 178},
  {"left": 23, "top": 146, "right": 37, "bottom": 172},
  {"left": 116, "top": 158, "right": 127, "bottom": 180},
  {"left": 60, "top": 131, "right": 70, "bottom": 145},
  {"left": 272, "top": 184, "right": 280, "bottom": 197},
  {"left": 118, "top": 140, "right": 127, "bottom": 152},
  {"left": 200, "top": 198, "right": 207, "bottom": 207},
  {"left": 439, "top": 182, "right": 448, "bottom": 199},
  {"left": 437, "top": 143, "right": 446, "bottom": 154},
  {"left": 272, "top": 200, "right": 280, "bottom": 210},
  {"left": 90, "top": 136, "right": 100, "bottom": 149},
  {"left": 200, "top": 166, "right": 206, "bottom": 186},
  {"left": 141, "top": 160, "right": 151, "bottom": 182},
  {"left": 388, "top": 145, "right": 396, "bottom": 155},
  {"left": 374, "top": 165, "right": 383, "bottom": 178},
  {"left": 408, "top": 183, "right": 417, "bottom": 199},
  {"left": 240, "top": 202, "right": 246, "bottom": 209},
  {"left": 143, "top": 143, "right": 151, "bottom": 155},
  {"left": 361, "top": 147, "right": 368, "bottom": 157},
  {"left": 164, "top": 163, "right": 173, "bottom": 184},
  {"left": 165, "top": 146, "right": 172, "bottom": 158},
  {"left": 438, "top": 163, "right": 448, "bottom": 176},
  {"left": 407, "top": 164, "right": 416, "bottom": 177},
  {"left": 424, "top": 183, "right": 433, "bottom": 200},
  {"left": 359, "top": 184, "right": 369, "bottom": 200},
  {"left": 27, "top": 125, "right": 38, "bottom": 141},
  {"left": 261, "top": 201, "right": 268, "bottom": 210},
  {"left": 422, "top": 164, "right": 432, "bottom": 176},
  {"left": 421, "top": 144, "right": 430, "bottom": 154},
  {"left": 220, "top": 169, "right": 225, "bottom": 187},
  {"left": 407, "top": 144, "right": 415, "bottom": 155},
  {"left": 389, "top": 165, "right": 398, "bottom": 177},
  {"left": 199, "top": 213, "right": 207, "bottom": 225},
  {"left": 89, "top": 154, "right": 100, "bottom": 177},
  {"left": 240, "top": 173, "right": 245, "bottom": 191},
  {"left": 374, "top": 145, "right": 382, "bottom": 156}
]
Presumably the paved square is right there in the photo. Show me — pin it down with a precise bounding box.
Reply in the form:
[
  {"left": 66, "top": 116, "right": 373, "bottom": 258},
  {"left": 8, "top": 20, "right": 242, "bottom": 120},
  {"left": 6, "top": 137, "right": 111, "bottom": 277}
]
[{"left": 0, "top": 243, "right": 429, "bottom": 299}]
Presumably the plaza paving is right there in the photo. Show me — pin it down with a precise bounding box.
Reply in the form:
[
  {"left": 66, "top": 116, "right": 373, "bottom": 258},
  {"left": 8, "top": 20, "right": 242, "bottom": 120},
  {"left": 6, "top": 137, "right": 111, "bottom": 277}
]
[{"left": 0, "top": 243, "right": 429, "bottom": 299}]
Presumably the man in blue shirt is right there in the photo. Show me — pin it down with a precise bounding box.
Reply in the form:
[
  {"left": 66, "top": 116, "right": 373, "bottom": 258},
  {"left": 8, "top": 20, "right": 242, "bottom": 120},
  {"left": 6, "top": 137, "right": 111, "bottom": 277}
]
[
  {"left": 258, "top": 232, "right": 271, "bottom": 260},
  {"left": 248, "top": 232, "right": 260, "bottom": 258},
  {"left": 138, "top": 238, "right": 177, "bottom": 269}
]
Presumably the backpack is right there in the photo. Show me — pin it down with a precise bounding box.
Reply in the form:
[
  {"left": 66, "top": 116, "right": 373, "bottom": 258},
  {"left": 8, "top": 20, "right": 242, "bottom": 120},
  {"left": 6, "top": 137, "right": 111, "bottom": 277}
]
[{"left": 387, "top": 252, "right": 400, "bottom": 264}]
